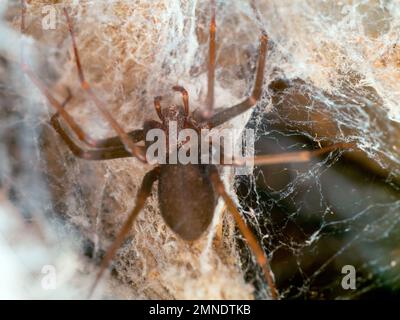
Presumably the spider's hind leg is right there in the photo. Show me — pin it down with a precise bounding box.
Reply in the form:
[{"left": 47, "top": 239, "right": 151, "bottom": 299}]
[
  {"left": 209, "top": 166, "right": 279, "bottom": 300},
  {"left": 88, "top": 166, "right": 160, "bottom": 298}
]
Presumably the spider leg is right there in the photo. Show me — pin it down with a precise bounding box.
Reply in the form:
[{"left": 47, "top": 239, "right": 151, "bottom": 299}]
[
  {"left": 209, "top": 166, "right": 279, "bottom": 300},
  {"left": 51, "top": 115, "right": 144, "bottom": 160},
  {"left": 205, "top": 0, "right": 217, "bottom": 118},
  {"left": 20, "top": 0, "right": 26, "bottom": 34},
  {"left": 85, "top": 129, "right": 145, "bottom": 149},
  {"left": 231, "top": 142, "right": 356, "bottom": 167},
  {"left": 50, "top": 87, "right": 145, "bottom": 149},
  {"left": 63, "top": 8, "right": 146, "bottom": 162},
  {"left": 20, "top": 59, "right": 110, "bottom": 149},
  {"left": 60, "top": 87, "right": 73, "bottom": 108},
  {"left": 51, "top": 114, "right": 159, "bottom": 160},
  {"left": 50, "top": 92, "right": 147, "bottom": 160},
  {"left": 51, "top": 110, "right": 145, "bottom": 149},
  {"left": 19, "top": 4, "right": 125, "bottom": 150},
  {"left": 207, "top": 32, "right": 268, "bottom": 128},
  {"left": 88, "top": 167, "right": 160, "bottom": 298}
]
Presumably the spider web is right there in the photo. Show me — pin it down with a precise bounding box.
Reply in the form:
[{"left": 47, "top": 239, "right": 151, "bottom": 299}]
[
  {"left": 236, "top": 0, "right": 400, "bottom": 299},
  {"left": 0, "top": 0, "right": 399, "bottom": 299}
]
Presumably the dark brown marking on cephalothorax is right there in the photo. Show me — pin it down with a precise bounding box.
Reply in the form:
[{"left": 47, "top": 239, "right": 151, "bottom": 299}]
[{"left": 158, "top": 164, "right": 216, "bottom": 241}]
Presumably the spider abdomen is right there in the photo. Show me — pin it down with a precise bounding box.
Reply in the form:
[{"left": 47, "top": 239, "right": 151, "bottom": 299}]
[{"left": 158, "top": 164, "right": 217, "bottom": 241}]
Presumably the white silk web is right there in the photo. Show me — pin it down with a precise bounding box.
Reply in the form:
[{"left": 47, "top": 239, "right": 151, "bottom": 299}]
[{"left": 0, "top": 0, "right": 399, "bottom": 299}]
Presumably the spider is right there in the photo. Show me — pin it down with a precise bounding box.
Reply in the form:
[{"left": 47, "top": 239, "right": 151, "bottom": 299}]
[{"left": 20, "top": 0, "right": 352, "bottom": 299}]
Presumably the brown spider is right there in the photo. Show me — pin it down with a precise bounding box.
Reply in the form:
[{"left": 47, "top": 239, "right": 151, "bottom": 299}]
[{"left": 20, "top": 0, "right": 352, "bottom": 299}]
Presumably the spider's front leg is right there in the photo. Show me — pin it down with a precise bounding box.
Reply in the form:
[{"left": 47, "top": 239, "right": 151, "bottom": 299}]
[
  {"left": 50, "top": 116, "right": 165, "bottom": 161},
  {"left": 45, "top": 90, "right": 146, "bottom": 160},
  {"left": 62, "top": 9, "right": 146, "bottom": 162},
  {"left": 206, "top": 31, "right": 268, "bottom": 128},
  {"left": 19, "top": 1, "right": 146, "bottom": 161},
  {"left": 51, "top": 88, "right": 145, "bottom": 150},
  {"left": 50, "top": 116, "right": 145, "bottom": 160},
  {"left": 205, "top": 0, "right": 217, "bottom": 118}
]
